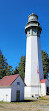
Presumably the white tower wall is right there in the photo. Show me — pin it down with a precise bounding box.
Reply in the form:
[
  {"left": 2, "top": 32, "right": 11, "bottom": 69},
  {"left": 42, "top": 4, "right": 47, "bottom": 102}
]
[
  {"left": 37, "top": 37, "right": 44, "bottom": 80},
  {"left": 25, "top": 35, "right": 41, "bottom": 86},
  {"left": 31, "top": 35, "right": 39, "bottom": 85},
  {"left": 25, "top": 36, "right": 31, "bottom": 85}
]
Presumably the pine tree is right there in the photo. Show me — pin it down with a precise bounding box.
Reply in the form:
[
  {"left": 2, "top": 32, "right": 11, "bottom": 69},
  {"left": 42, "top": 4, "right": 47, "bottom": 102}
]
[
  {"left": 0, "top": 49, "right": 13, "bottom": 78},
  {"left": 18, "top": 56, "right": 25, "bottom": 81},
  {"left": 42, "top": 50, "right": 49, "bottom": 78},
  {"left": 14, "top": 66, "right": 19, "bottom": 74}
]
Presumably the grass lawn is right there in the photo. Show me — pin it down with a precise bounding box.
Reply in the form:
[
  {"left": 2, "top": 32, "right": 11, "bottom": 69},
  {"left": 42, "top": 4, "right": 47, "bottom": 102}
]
[{"left": 0, "top": 96, "right": 49, "bottom": 111}]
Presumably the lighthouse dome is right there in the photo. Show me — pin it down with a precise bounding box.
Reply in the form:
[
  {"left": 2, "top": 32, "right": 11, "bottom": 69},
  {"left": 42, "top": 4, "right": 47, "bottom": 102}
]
[{"left": 28, "top": 13, "right": 38, "bottom": 22}]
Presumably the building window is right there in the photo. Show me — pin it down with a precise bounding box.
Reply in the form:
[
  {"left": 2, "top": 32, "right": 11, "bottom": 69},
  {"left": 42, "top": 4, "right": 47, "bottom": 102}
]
[{"left": 17, "top": 82, "right": 20, "bottom": 85}]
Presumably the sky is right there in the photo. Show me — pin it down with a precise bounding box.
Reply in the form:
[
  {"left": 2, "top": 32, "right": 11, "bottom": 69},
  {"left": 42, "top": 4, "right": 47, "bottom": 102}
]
[{"left": 0, "top": 0, "right": 49, "bottom": 70}]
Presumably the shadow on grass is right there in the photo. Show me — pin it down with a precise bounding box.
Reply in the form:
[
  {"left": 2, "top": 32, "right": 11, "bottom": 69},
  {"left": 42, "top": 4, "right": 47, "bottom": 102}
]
[{"left": 11, "top": 99, "right": 37, "bottom": 103}]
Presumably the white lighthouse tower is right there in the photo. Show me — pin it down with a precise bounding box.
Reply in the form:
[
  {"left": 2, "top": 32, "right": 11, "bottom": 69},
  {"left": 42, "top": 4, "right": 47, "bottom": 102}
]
[{"left": 24, "top": 13, "right": 44, "bottom": 98}]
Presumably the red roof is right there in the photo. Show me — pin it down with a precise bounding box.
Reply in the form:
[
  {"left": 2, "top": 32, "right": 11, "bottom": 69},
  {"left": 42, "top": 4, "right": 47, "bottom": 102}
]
[
  {"left": 40, "top": 79, "right": 46, "bottom": 83},
  {"left": 0, "top": 74, "right": 19, "bottom": 87}
]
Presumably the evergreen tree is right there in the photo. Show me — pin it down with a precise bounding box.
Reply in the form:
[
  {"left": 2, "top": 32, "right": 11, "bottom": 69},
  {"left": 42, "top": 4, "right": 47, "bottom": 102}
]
[
  {"left": 14, "top": 66, "right": 19, "bottom": 74},
  {"left": 42, "top": 50, "right": 49, "bottom": 78},
  {"left": 5, "top": 65, "right": 13, "bottom": 76},
  {"left": 0, "top": 49, "right": 13, "bottom": 78},
  {"left": 18, "top": 56, "right": 25, "bottom": 81},
  {"left": 0, "top": 50, "right": 7, "bottom": 78}
]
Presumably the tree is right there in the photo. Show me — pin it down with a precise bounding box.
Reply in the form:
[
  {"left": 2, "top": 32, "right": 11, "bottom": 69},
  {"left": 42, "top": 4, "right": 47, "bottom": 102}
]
[
  {"left": 0, "top": 50, "right": 8, "bottom": 78},
  {"left": 0, "top": 49, "right": 13, "bottom": 79},
  {"left": 18, "top": 56, "right": 25, "bottom": 81},
  {"left": 42, "top": 50, "right": 49, "bottom": 78},
  {"left": 14, "top": 66, "right": 19, "bottom": 74},
  {"left": 5, "top": 65, "right": 13, "bottom": 76}
]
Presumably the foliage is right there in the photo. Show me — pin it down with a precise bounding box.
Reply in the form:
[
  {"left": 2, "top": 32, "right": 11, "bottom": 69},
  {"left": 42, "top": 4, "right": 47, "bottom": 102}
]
[
  {"left": 18, "top": 56, "right": 25, "bottom": 81},
  {"left": 42, "top": 50, "right": 49, "bottom": 78},
  {"left": 0, "top": 49, "right": 13, "bottom": 79},
  {"left": 14, "top": 66, "right": 19, "bottom": 74}
]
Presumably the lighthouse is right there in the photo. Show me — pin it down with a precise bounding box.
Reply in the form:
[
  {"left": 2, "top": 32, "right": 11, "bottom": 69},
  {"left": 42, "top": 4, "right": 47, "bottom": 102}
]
[{"left": 24, "top": 13, "right": 44, "bottom": 98}]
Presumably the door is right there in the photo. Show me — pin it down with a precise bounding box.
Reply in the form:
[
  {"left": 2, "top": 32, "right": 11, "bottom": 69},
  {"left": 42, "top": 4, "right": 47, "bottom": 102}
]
[{"left": 16, "top": 90, "right": 20, "bottom": 101}]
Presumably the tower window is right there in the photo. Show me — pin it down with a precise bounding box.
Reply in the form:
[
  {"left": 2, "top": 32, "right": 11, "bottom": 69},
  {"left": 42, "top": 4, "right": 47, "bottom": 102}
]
[
  {"left": 29, "top": 30, "right": 30, "bottom": 34},
  {"left": 32, "top": 29, "right": 33, "bottom": 35},
  {"left": 33, "top": 29, "right": 37, "bottom": 36}
]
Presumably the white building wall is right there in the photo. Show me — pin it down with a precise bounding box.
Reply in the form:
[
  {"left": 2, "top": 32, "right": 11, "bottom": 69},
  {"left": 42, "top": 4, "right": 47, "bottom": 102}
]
[
  {"left": 11, "top": 76, "right": 24, "bottom": 101},
  {"left": 40, "top": 80, "right": 49, "bottom": 96},
  {"left": 0, "top": 76, "right": 24, "bottom": 102},
  {"left": 41, "top": 83, "right": 46, "bottom": 96},
  {"left": 31, "top": 86, "right": 41, "bottom": 97},
  {"left": 24, "top": 87, "right": 31, "bottom": 98},
  {"left": 0, "top": 87, "right": 11, "bottom": 102},
  {"left": 24, "top": 86, "right": 41, "bottom": 99}
]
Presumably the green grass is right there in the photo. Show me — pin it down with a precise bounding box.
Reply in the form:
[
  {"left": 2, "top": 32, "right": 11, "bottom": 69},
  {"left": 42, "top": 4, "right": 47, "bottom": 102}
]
[{"left": 40, "top": 96, "right": 49, "bottom": 100}]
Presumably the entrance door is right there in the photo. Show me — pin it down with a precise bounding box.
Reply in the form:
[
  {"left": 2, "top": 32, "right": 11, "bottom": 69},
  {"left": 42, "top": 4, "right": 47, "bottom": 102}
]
[{"left": 16, "top": 90, "right": 20, "bottom": 101}]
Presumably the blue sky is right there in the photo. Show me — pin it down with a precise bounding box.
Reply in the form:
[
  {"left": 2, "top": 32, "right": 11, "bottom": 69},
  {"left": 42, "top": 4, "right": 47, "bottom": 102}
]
[{"left": 0, "top": 0, "right": 49, "bottom": 70}]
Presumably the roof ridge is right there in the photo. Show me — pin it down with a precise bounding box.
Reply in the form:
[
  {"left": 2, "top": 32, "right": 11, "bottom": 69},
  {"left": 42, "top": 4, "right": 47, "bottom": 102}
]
[
  {"left": 0, "top": 74, "right": 20, "bottom": 86},
  {"left": 2, "top": 74, "right": 19, "bottom": 78}
]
